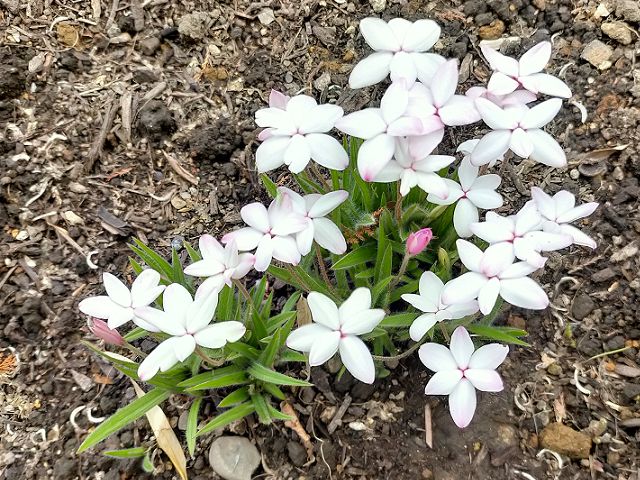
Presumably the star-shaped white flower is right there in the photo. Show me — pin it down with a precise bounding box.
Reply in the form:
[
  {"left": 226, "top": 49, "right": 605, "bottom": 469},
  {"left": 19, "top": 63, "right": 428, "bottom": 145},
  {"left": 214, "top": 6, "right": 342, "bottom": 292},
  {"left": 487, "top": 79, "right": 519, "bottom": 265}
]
[
  {"left": 441, "top": 240, "right": 549, "bottom": 315},
  {"left": 402, "top": 272, "right": 479, "bottom": 341},
  {"left": 466, "top": 86, "right": 537, "bottom": 108},
  {"left": 419, "top": 326, "right": 508, "bottom": 428},
  {"left": 184, "top": 235, "right": 255, "bottom": 293},
  {"left": 255, "top": 94, "right": 348, "bottom": 173},
  {"left": 136, "top": 284, "right": 245, "bottom": 380},
  {"left": 481, "top": 41, "right": 572, "bottom": 98},
  {"left": 349, "top": 17, "right": 445, "bottom": 89},
  {"left": 257, "top": 90, "right": 291, "bottom": 141},
  {"left": 531, "top": 187, "right": 599, "bottom": 249},
  {"left": 278, "top": 187, "right": 348, "bottom": 255},
  {"left": 78, "top": 270, "right": 165, "bottom": 331},
  {"left": 222, "top": 193, "right": 307, "bottom": 272},
  {"left": 427, "top": 158, "right": 503, "bottom": 238},
  {"left": 471, "top": 97, "right": 566, "bottom": 167},
  {"left": 470, "top": 202, "right": 573, "bottom": 268},
  {"left": 286, "top": 288, "right": 385, "bottom": 384},
  {"left": 373, "top": 134, "right": 453, "bottom": 198}
]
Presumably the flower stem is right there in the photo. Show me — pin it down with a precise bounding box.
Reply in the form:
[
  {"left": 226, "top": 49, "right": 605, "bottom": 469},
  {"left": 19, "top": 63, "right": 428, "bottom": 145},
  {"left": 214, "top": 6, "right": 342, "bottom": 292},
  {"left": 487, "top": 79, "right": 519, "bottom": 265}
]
[
  {"left": 194, "top": 346, "right": 223, "bottom": 368},
  {"left": 314, "top": 244, "right": 334, "bottom": 293},
  {"left": 310, "top": 163, "right": 331, "bottom": 191},
  {"left": 388, "top": 251, "right": 410, "bottom": 290},
  {"left": 394, "top": 182, "right": 403, "bottom": 223},
  {"left": 371, "top": 337, "right": 424, "bottom": 362},
  {"left": 233, "top": 279, "right": 255, "bottom": 311},
  {"left": 123, "top": 341, "right": 146, "bottom": 359},
  {"left": 285, "top": 264, "right": 311, "bottom": 293}
]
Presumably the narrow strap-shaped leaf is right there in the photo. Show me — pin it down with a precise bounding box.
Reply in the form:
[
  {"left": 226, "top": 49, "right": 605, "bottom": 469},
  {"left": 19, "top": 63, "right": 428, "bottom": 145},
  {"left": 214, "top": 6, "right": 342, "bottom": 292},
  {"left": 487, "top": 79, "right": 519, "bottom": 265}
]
[
  {"left": 78, "top": 388, "right": 171, "bottom": 452},
  {"left": 266, "top": 403, "right": 294, "bottom": 421},
  {"left": 217, "top": 285, "right": 236, "bottom": 321},
  {"left": 123, "top": 327, "right": 148, "bottom": 342},
  {"left": 176, "top": 365, "right": 242, "bottom": 388},
  {"left": 468, "top": 324, "right": 530, "bottom": 346},
  {"left": 130, "top": 239, "right": 173, "bottom": 280},
  {"left": 129, "top": 257, "right": 144, "bottom": 275},
  {"left": 331, "top": 246, "right": 376, "bottom": 270},
  {"left": 171, "top": 248, "right": 187, "bottom": 287},
  {"left": 183, "top": 241, "right": 202, "bottom": 262},
  {"left": 281, "top": 292, "right": 301, "bottom": 313},
  {"left": 261, "top": 382, "right": 285, "bottom": 401},
  {"left": 248, "top": 362, "right": 311, "bottom": 386},
  {"left": 258, "top": 330, "right": 282, "bottom": 368},
  {"left": 225, "top": 342, "right": 260, "bottom": 361},
  {"left": 379, "top": 313, "right": 419, "bottom": 328},
  {"left": 218, "top": 387, "right": 250, "bottom": 408},
  {"left": 186, "top": 397, "right": 203, "bottom": 457},
  {"left": 184, "top": 371, "right": 249, "bottom": 392},
  {"left": 260, "top": 173, "right": 278, "bottom": 198},
  {"left": 277, "top": 349, "right": 308, "bottom": 363},
  {"left": 197, "top": 403, "right": 255, "bottom": 437},
  {"left": 103, "top": 447, "right": 147, "bottom": 458},
  {"left": 251, "top": 394, "right": 272, "bottom": 424}
]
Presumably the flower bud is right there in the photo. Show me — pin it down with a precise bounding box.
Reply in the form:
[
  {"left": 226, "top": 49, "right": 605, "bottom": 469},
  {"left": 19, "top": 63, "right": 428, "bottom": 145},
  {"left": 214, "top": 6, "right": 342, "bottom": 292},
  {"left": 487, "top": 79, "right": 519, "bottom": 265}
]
[
  {"left": 406, "top": 228, "right": 433, "bottom": 255},
  {"left": 88, "top": 318, "right": 124, "bottom": 346}
]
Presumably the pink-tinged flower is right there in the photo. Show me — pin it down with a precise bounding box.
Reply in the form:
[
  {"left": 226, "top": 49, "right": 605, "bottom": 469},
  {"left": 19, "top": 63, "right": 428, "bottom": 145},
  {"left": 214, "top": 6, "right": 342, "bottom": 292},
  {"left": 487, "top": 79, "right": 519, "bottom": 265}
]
[
  {"left": 372, "top": 135, "right": 453, "bottom": 198},
  {"left": 257, "top": 90, "right": 291, "bottom": 140},
  {"left": 406, "top": 228, "right": 434, "bottom": 256},
  {"left": 427, "top": 158, "right": 503, "bottom": 238},
  {"left": 286, "top": 288, "right": 385, "bottom": 384},
  {"left": 471, "top": 97, "right": 566, "bottom": 168},
  {"left": 531, "top": 187, "right": 599, "bottom": 249},
  {"left": 136, "top": 284, "right": 245, "bottom": 381},
  {"left": 441, "top": 240, "right": 549, "bottom": 315},
  {"left": 470, "top": 202, "right": 573, "bottom": 268},
  {"left": 278, "top": 187, "right": 348, "bottom": 255},
  {"left": 419, "top": 326, "right": 508, "bottom": 428},
  {"left": 78, "top": 270, "right": 165, "bottom": 331},
  {"left": 222, "top": 193, "right": 307, "bottom": 272},
  {"left": 255, "top": 94, "right": 348, "bottom": 173},
  {"left": 349, "top": 17, "right": 445, "bottom": 89},
  {"left": 402, "top": 272, "right": 478, "bottom": 341},
  {"left": 88, "top": 318, "right": 124, "bottom": 346},
  {"left": 456, "top": 138, "right": 503, "bottom": 169},
  {"left": 465, "top": 86, "right": 537, "bottom": 108},
  {"left": 184, "top": 235, "right": 255, "bottom": 293},
  {"left": 481, "top": 41, "right": 572, "bottom": 98}
]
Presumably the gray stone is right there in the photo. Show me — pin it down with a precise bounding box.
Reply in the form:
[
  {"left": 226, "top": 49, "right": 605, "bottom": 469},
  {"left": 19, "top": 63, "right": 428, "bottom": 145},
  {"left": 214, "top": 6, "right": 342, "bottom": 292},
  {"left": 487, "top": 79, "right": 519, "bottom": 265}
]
[
  {"left": 369, "top": 0, "right": 386, "bottom": 13},
  {"left": 572, "top": 294, "right": 596, "bottom": 320},
  {"left": 140, "top": 37, "right": 160, "bottom": 56},
  {"left": 257, "top": 8, "right": 275, "bottom": 26},
  {"left": 287, "top": 441, "right": 307, "bottom": 467},
  {"left": 581, "top": 40, "right": 614, "bottom": 70},
  {"left": 208, "top": 436, "right": 261, "bottom": 480},
  {"left": 591, "top": 267, "right": 616, "bottom": 283},
  {"left": 601, "top": 21, "right": 633, "bottom": 45},
  {"left": 178, "top": 12, "right": 212, "bottom": 40},
  {"left": 616, "top": 0, "right": 640, "bottom": 22}
]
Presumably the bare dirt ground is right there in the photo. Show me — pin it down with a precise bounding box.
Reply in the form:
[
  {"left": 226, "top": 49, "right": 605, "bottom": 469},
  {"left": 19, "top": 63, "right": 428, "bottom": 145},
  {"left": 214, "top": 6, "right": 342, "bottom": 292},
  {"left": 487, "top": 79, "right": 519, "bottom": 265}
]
[{"left": 1, "top": 0, "right": 639, "bottom": 479}]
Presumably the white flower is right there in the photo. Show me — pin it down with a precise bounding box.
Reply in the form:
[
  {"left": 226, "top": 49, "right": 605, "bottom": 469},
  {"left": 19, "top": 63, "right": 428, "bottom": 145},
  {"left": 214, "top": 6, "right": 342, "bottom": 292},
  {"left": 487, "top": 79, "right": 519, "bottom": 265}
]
[
  {"left": 136, "top": 284, "right": 245, "bottom": 381},
  {"left": 466, "top": 86, "right": 538, "bottom": 108},
  {"left": 286, "top": 288, "right": 385, "bottom": 384},
  {"left": 427, "top": 158, "right": 503, "bottom": 238},
  {"left": 531, "top": 187, "right": 599, "bottom": 249},
  {"left": 349, "top": 17, "right": 445, "bottom": 89},
  {"left": 419, "top": 326, "right": 508, "bottom": 428},
  {"left": 402, "top": 272, "right": 478, "bottom": 341},
  {"left": 441, "top": 240, "right": 549, "bottom": 315},
  {"left": 481, "top": 41, "right": 572, "bottom": 98},
  {"left": 470, "top": 202, "right": 573, "bottom": 268},
  {"left": 278, "top": 187, "right": 348, "bottom": 255},
  {"left": 222, "top": 194, "right": 307, "bottom": 272},
  {"left": 184, "top": 235, "right": 255, "bottom": 293},
  {"left": 79, "top": 270, "right": 165, "bottom": 331},
  {"left": 471, "top": 98, "right": 566, "bottom": 167},
  {"left": 257, "top": 90, "right": 291, "bottom": 140},
  {"left": 373, "top": 134, "right": 454, "bottom": 198},
  {"left": 255, "top": 94, "right": 348, "bottom": 173}
]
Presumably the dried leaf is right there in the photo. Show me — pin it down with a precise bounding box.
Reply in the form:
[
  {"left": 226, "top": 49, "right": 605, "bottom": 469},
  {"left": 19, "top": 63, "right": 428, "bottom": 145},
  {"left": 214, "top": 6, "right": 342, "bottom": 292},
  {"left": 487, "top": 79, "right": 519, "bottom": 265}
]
[
  {"left": 296, "top": 296, "right": 312, "bottom": 327},
  {"left": 131, "top": 381, "right": 188, "bottom": 480},
  {"left": 162, "top": 151, "right": 199, "bottom": 186},
  {"left": 281, "top": 402, "right": 314, "bottom": 463}
]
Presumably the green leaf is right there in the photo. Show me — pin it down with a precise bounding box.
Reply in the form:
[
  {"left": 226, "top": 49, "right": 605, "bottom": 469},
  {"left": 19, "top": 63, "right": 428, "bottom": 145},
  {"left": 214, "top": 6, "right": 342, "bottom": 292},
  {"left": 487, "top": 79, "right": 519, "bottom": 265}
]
[
  {"left": 78, "top": 388, "right": 171, "bottom": 452},
  {"left": 217, "top": 285, "right": 236, "bottom": 321},
  {"left": 251, "top": 394, "right": 272, "bottom": 424},
  {"left": 266, "top": 311, "right": 296, "bottom": 334},
  {"left": 247, "top": 362, "right": 312, "bottom": 386},
  {"left": 129, "top": 257, "right": 144, "bottom": 275},
  {"left": 259, "top": 330, "right": 282, "bottom": 368},
  {"left": 177, "top": 365, "right": 242, "bottom": 388},
  {"left": 184, "top": 371, "right": 249, "bottom": 392},
  {"left": 197, "top": 403, "right": 255, "bottom": 437},
  {"left": 281, "top": 292, "right": 301, "bottom": 313},
  {"left": 103, "top": 447, "right": 147, "bottom": 458},
  {"left": 171, "top": 248, "right": 187, "bottom": 287},
  {"left": 183, "top": 241, "right": 202, "bottom": 262},
  {"left": 130, "top": 239, "right": 173, "bottom": 281},
  {"left": 123, "top": 327, "right": 147, "bottom": 342},
  {"left": 278, "top": 349, "right": 308, "bottom": 363},
  {"left": 371, "top": 276, "right": 393, "bottom": 305},
  {"left": 225, "top": 342, "right": 260, "bottom": 361},
  {"left": 261, "top": 382, "right": 285, "bottom": 400},
  {"left": 142, "top": 453, "right": 154, "bottom": 473},
  {"left": 374, "top": 216, "right": 389, "bottom": 284},
  {"left": 379, "top": 312, "right": 419, "bottom": 328},
  {"left": 266, "top": 403, "right": 293, "bottom": 421},
  {"left": 260, "top": 173, "right": 279, "bottom": 198},
  {"left": 218, "top": 387, "right": 250, "bottom": 408},
  {"left": 468, "top": 325, "right": 530, "bottom": 346},
  {"left": 186, "top": 397, "right": 203, "bottom": 457},
  {"left": 331, "top": 246, "right": 376, "bottom": 270}
]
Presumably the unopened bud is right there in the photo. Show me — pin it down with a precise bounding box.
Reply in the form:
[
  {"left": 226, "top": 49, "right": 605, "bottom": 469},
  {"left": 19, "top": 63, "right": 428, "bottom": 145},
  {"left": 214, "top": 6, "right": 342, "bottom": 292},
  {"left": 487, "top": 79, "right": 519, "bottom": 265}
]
[
  {"left": 406, "top": 228, "right": 433, "bottom": 255},
  {"left": 88, "top": 318, "right": 124, "bottom": 346}
]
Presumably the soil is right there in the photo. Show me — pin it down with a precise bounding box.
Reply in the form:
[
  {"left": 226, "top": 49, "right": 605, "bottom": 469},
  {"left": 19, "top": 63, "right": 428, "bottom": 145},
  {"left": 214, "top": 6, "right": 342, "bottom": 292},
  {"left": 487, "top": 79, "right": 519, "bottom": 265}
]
[{"left": 1, "top": 0, "right": 639, "bottom": 479}]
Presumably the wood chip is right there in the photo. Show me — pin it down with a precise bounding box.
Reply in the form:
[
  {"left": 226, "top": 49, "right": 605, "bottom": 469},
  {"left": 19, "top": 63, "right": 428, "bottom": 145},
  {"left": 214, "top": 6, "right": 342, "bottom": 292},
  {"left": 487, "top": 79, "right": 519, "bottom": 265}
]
[
  {"left": 162, "top": 151, "right": 199, "bottom": 186},
  {"left": 424, "top": 403, "right": 433, "bottom": 448},
  {"left": 327, "top": 394, "right": 351, "bottom": 434}
]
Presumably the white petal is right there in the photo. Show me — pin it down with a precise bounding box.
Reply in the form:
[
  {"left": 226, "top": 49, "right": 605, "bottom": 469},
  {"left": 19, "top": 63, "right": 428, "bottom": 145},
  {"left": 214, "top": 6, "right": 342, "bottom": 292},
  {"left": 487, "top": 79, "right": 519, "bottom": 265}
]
[
  {"left": 425, "top": 370, "right": 463, "bottom": 395},
  {"left": 552, "top": 190, "right": 576, "bottom": 217},
  {"left": 469, "top": 220, "right": 512, "bottom": 243},
  {"left": 334, "top": 108, "right": 387, "bottom": 139},
  {"left": 531, "top": 187, "right": 555, "bottom": 220},
  {"left": 499, "top": 277, "right": 549, "bottom": 310},
  {"left": 306, "top": 134, "right": 349, "bottom": 171},
  {"left": 409, "top": 313, "right": 439, "bottom": 341},
  {"left": 308, "top": 190, "right": 348, "bottom": 218},
  {"left": 357, "top": 134, "right": 396, "bottom": 182},
  {"left": 162, "top": 284, "right": 192, "bottom": 330},
  {"left": 419, "top": 271, "right": 444, "bottom": 303},
  {"left": 418, "top": 343, "right": 458, "bottom": 372},
  {"left": 426, "top": 179, "right": 463, "bottom": 205},
  {"left": 184, "top": 259, "right": 225, "bottom": 278},
  {"left": 359, "top": 17, "right": 401, "bottom": 51},
  {"left": 255, "top": 136, "right": 290, "bottom": 173},
  {"left": 509, "top": 128, "right": 534, "bottom": 158},
  {"left": 185, "top": 287, "right": 218, "bottom": 333},
  {"left": 469, "top": 344, "right": 509, "bottom": 369},
  {"left": 438, "top": 96, "right": 481, "bottom": 126},
  {"left": 307, "top": 291, "right": 340, "bottom": 330},
  {"left": 271, "top": 235, "right": 301, "bottom": 265},
  {"left": 199, "top": 234, "right": 225, "bottom": 260},
  {"left": 299, "top": 104, "right": 343, "bottom": 134},
  {"left": 399, "top": 169, "right": 418, "bottom": 196},
  {"left": 479, "top": 242, "right": 515, "bottom": 277},
  {"left": 103, "top": 272, "right": 132, "bottom": 307},
  {"left": 389, "top": 52, "right": 418, "bottom": 86},
  {"left": 349, "top": 52, "right": 393, "bottom": 89},
  {"left": 478, "top": 277, "right": 501, "bottom": 315},
  {"left": 466, "top": 187, "right": 504, "bottom": 210},
  {"left": 407, "top": 130, "right": 443, "bottom": 158},
  {"left": 312, "top": 217, "right": 347, "bottom": 254},
  {"left": 193, "top": 321, "right": 246, "bottom": 348},
  {"left": 340, "top": 308, "right": 385, "bottom": 336},
  {"left": 373, "top": 160, "right": 404, "bottom": 182},
  {"left": 135, "top": 306, "right": 183, "bottom": 335},
  {"left": 386, "top": 116, "right": 428, "bottom": 136},
  {"left": 284, "top": 134, "right": 311, "bottom": 174},
  {"left": 107, "top": 305, "right": 135, "bottom": 329},
  {"left": 556, "top": 202, "right": 598, "bottom": 224},
  {"left": 518, "top": 41, "right": 551, "bottom": 76},
  {"left": 487, "top": 72, "right": 519, "bottom": 96},
  {"left": 253, "top": 235, "right": 274, "bottom": 272},
  {"left": 416, "top": 154, "right": 454, "bottom": 173},
  {"left": 402, "top": 294, "right": 438, "bottom": 313},
  {"left": 402, "top": 19, "right": 440, "bottom": 51},
  {"left": 481, "top": 44, "right": 519, "bottom": 76},
  {"left": 286, "top": 95, "right": 318, "bottom": 124},
  {"left": 456, "top": 239, "right": 484, "bottom": 271},
  {"left": 457, "top": 158, "right": 478, "bottom": 191},
  {"left": 268, "top": 90, "right": 289, "bottom": 109},
  {"left": 222, "top": 228, "right": 263, "bottom": 252},
  {"left": 171, "top": 335, "right": 197, "bottom": 362},
  {"left": 197, "top": 275, "right": 225, "bottom": 297},
  {"left": 431, "top": 60, "right": 458, "bottom": 107},
  {"left": 130, "top": 269, "right": 163, "bottom": 307},
  {"left": 449, "top": 378, "right": 477, "bottom": 428},
  {"left": 474, "top": 98, "right": 517, "bottom": 130},
  {"left": 79, "top": 296, "right": 120, "bottom": 320},
  {"left": 454, "top": 198, "right": 479, "bottom": 238},
  {"left": 339, "top": 287, "right": 372, "bottom": 321},
  {"left": 521, "top": 98, "right": 563, "bottom": 129},
  {"left": 286, "top": 323, "right": 333, "bottom": 352},
  {"left": 309, "top": 330, "right": 341, "bottom": 366},
  {"left": 449, "top": 326, "right": 474, "bottom": 368},
  {"left": 444, "top": 301, "right": 480, "bottom": 320},
  {"left": 465, "top": 369, "right": 504, "bottom": 392},
  {"left": 528, "top": 129, "right": 567, "bottom": 167},
  {"left": 525, "top": 231, "right": 573, "bottom": 252},
  {"left": 381, "top": 80, "right": 410, "bottom": 124},
  {"left": 470, "top": 131, "right": 511, "bottom": 166},
  {"left": 339, "top": 335, "right": 376, "bottom": 384},
  {"left": 441, "top": 272, "right": 487, "bottom": 305},
  {"left": 411, "top": 52, "right": 447, "bottom": 85},
  {"left": 137, "top": 338, "right": 180, "bottom": 381},
  {"left": 255, "top": 107, "right": 296, "bottom": 132},
  {"left": 296, "top": 224, "right": 315, "bottom": 256},
  {"left": 388, "top": 18, "right": 412, "bottom": 44},
  {"left": 240, "top": 203, "right": 269, "bottom": 232},
  {"left": 416, "top": 172, "right": 448, "bottom": 198},
  {"left": 522, "top": 72, "right": 572, "bottom": 98},
  {"left": 559, "top": 224, "right": 597, "bottom": 249}
]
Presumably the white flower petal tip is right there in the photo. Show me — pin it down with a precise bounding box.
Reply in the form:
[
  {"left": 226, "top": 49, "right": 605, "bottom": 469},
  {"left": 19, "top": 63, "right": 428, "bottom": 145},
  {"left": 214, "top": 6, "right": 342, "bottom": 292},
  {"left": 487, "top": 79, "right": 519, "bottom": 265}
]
[{"left": 286, "top": 289, "right": 384, "bottom": 384}]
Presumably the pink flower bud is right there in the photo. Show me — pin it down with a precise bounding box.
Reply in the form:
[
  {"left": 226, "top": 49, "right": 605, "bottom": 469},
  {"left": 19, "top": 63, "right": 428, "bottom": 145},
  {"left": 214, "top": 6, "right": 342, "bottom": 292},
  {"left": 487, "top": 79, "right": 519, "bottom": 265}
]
[
  {"left": 406, "top": 228, "right": 433, "bottom": 255},
  {"left": 88, "top": 318, "right": 124, "bottom": 346}
]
